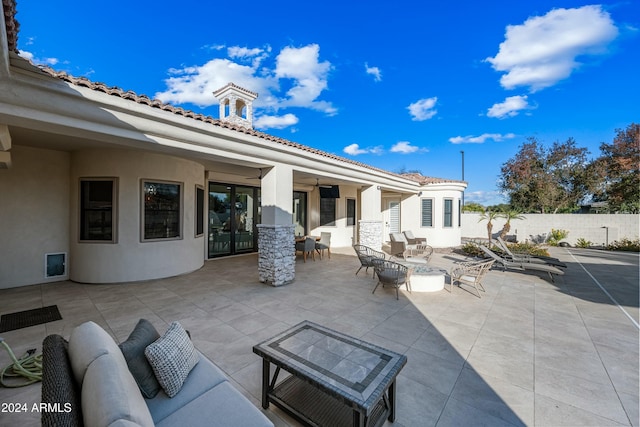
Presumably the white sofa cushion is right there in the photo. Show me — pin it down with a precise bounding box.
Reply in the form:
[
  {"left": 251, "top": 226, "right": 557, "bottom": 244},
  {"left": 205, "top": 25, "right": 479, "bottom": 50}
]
[
  {"left": 82, "top": 353, "right": 154, "bottom": 427},
  {"left": 68, "top": 321, "right": 123, "bottom": 385}
]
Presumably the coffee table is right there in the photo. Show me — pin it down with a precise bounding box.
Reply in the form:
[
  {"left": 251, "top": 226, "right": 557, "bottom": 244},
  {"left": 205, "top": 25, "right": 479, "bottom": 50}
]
[{"left": 253, "top": 321, "right": 407, "bottom": 427}]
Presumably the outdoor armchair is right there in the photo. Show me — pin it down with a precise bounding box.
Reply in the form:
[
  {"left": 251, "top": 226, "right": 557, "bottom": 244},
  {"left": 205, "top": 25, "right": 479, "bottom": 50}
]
[
  {"left": 478, "top": 244, "right": 564, "bottom": 282},
  {"left": 371, "top": 258, "right": 409, "bottom": 300},
  {"left": 296, "top": 237, "right": 316, "bottom": 262},
  {"left": 390, "top": 232, "right": 433, "bottom": 262},
  {"left": 403, "top": 230, "right": 427, "bottom": 245},
  {"left": 315, "top": 232, "right": 331, "bottom": 259},
  {"left": 450, "top": 259, "right": 495, "bottom": 298},
  {"left": 353, "top": 244, "right": 386, "bottom": 277}
]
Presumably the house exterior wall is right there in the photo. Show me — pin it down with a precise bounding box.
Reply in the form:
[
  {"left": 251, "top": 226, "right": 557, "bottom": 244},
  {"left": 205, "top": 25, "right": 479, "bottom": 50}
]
[
  {"left": 0, "top": 145, "right": 70, "bottom": 289},
  {"left": 309, "top": 184, "right": 359, "bottom": 248},
  {"left": 462, "top": 213, "right": 640, "bottom": 246},
  {"left": 69, "top": 149, "right": 205, "bottom": 283},
  {"left": 399, "top": 188, "right": 463, "bottom": 248}
]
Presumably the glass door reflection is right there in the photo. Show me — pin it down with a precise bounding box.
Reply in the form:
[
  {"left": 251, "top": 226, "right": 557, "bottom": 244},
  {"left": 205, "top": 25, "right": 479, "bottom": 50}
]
[{"left": 208, "top": 184, "right": 232, "bottom": 257}]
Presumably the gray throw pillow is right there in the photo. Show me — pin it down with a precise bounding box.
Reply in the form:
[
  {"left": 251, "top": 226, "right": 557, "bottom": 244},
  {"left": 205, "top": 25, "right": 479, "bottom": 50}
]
[
  {"left": 119, "top": 318, "right": 161, "bottom": 398},
  {"left": 145, "top": 321, "right": 199, "bottom": 398}
]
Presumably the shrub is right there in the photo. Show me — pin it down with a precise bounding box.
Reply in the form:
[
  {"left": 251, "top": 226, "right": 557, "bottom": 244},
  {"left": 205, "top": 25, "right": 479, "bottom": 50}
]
[
  {"left": 607, "top": 238, "right": 640, "bottom": 252},
  {"left": 461, "top": 242, "right": 486, "bottom": 257},
  {"left": 507, "top": 242, "right": 551, "bottom": 257},
  {"left": 547, "top": 229, "right": 569, "bottom": 246},
  {"left": 575, "top": 238, "right": 592, "bottom": 248}
]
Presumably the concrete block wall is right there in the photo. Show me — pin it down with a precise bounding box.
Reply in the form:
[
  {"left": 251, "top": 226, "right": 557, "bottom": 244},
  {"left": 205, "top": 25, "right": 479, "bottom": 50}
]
[{"left": 462, "top": 213, "right": 639, "bottom": 246}]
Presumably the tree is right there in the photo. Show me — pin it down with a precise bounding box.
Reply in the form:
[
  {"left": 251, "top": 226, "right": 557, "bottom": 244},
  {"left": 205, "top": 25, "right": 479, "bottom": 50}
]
[
  {"left": 498, "top": 210, "right": 524, "bottom": 239},
  {"left": 478, "top": 211, "right": 500, "bottom": 244},
  {"left": 499, "top": 137, "right": 599, "bottom": 213},
  {"left": 595, "top": 123, "right": 640, "bottom": 213}
]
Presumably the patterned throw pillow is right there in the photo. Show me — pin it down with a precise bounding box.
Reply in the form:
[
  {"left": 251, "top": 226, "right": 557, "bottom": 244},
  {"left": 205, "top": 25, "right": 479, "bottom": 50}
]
[{"left": 144, "top": 321, "right": 199, "bottom": 398}]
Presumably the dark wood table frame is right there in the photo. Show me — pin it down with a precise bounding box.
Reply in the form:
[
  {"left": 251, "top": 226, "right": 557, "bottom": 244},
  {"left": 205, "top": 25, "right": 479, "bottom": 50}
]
[{"left": 253, "top": 321, "right": 407, "bottom": 427}]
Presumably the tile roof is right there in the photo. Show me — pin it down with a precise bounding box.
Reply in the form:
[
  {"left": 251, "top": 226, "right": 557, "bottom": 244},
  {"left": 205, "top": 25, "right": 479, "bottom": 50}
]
[
  {"left": 400, "top": 173, "right": 466, "bottom": 185},
  {"left": 2, "top": 0, "right": 464, "bottom": 187}
]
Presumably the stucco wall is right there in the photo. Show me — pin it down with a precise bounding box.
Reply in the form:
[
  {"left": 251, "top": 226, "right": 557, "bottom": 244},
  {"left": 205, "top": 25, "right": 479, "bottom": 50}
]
[
  {"left": 0, "top": 146, "right": 70, "bottom": 289},
  {"left": 399, "top": 191, "right": 463, "bottom": 248},
  {"left": 309, "top": 184, "right": 358, "bottom": 248},
  {"left": 69, "top": 149, "right": 205, "bottom": 283},
  {"left": 462, "top": 213, "right": 640, "bottom": 246}
]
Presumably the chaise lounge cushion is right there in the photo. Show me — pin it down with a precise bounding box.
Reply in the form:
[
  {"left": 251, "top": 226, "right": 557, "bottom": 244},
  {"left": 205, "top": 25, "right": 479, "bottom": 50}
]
[
  {"left": 145, "top": 321, "right": 199, "bottom": 398},
  {"left": 119, "top": 319, "right": 161, "bottom": 398}
]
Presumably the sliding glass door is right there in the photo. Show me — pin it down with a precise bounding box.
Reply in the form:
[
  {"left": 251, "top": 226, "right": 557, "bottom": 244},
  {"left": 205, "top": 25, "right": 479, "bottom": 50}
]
[{"left": 208, "top": 183, "right": 260, "bottom": 258}]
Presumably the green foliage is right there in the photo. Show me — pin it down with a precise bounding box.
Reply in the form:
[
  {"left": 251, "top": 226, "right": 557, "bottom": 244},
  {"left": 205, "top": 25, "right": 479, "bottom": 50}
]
[
  {"left": 497, "top": 210, "right": 525, "bottom": 239},
  {"left": 462, "top": 202, "right": 485, "bottom": 213},
  {"left": 478, "top": 210, "right": 501, "bottom": 243},
  {"left": 547, "top": 229, "right": 569, "bottom": 246},
  {"left": 606, "top": 238, "right": 640, "bottom": 252},
  {"left": 507, "top": 242, "right": 551, "bottom": 257},
  {"left": 575, "top": 238, "right": 592, "bottom": 248},
  {"left": 461, "top": 242, "right": 485, "bottom": 257}
]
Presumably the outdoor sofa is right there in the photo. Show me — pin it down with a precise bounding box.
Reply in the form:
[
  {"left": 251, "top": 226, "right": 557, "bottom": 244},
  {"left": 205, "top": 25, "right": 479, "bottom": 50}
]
[{"left": 41, "top": 320, "right": 273, "bottom": 427}]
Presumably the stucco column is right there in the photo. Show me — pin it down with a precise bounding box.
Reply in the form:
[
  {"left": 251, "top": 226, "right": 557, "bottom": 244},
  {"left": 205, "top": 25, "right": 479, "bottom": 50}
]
[
  {"left": 359, "top": 185, "right": 383, "bottom": 250},
  {"left": 258, "top": 164, "right": 295, "bottom": 286}
]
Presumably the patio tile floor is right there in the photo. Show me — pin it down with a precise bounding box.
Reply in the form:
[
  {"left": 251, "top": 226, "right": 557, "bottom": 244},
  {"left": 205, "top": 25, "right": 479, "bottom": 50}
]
[{"left": 0, "top": 247, "right": 637, "bottom": 426}]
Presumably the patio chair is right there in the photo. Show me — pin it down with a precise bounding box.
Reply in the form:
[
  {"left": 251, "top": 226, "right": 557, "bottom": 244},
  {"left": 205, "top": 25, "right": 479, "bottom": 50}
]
[
  {"left": 353, "top": 244, "right": 386, "bottom": 278},
  {"left": 478, "top": 244, "right": 564, "bottom": 282},
  {"left": 315, "top": 232, "right": 331, "bottom": 259},
  {"left": 389, "top": 232, "right": 416, "bottom": 259},
  {"left": 295, "top": 237, "right": 316, "bottom": 262},
  {"left": 403, "top": 230, "right": 427, "bottom": 245},
  {"left": 371, "top": 258, "right": 409, "bottom": 300},
  {"left": 496, "top": 237, "right": 567, "bottom": 268},
  {"left": 450, "top": 259, "right": 495, "bottom": 298}
]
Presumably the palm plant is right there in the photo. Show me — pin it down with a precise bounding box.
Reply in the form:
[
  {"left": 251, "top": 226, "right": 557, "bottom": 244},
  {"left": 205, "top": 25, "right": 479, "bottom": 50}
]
[
  {"left": 478, "top": 210, "right": 500, "bottom": 245},
  {"left": 498, "top": 210, "right": 525, "bottom": 240}
]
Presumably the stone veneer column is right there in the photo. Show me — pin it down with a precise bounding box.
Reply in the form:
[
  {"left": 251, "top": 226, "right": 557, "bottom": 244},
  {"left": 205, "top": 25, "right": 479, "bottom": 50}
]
[
  {"left": 358, "top": 220, "right": 383, "bottom": 251},
  {"left": 257, "top": 224, "right": 295, "bottom": 286}
]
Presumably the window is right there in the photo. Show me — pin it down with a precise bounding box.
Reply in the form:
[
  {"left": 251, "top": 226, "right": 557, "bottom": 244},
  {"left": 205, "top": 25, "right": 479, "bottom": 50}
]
[
  {"left": 346, "top": 198, "right": 356, "bottom": 226},
  {"left": 142, "top": 180, "right": 182, "bottom": 241},
  {"left": 458, "top": 199, "right": 462, "bottom": 227},
  {"left": 320, "top": 198, "right": 336, "bottom": 226},
  {"left": 421, "top": 198, "right": 433, "bottom": 227},
  {"left": 444, "top": 198, "right": 453, "bottom": 228},
  {"left": 80, "top": 178, "right": 116, "bottom": 242},
  {"left": 195, "top": 185, "right": 204, "bottom": 237}
]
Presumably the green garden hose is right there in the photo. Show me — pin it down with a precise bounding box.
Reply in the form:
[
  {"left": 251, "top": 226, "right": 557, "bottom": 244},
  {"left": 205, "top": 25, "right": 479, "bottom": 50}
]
[{"left": 0, "top": 337, "right": 43, "bottom": 387}]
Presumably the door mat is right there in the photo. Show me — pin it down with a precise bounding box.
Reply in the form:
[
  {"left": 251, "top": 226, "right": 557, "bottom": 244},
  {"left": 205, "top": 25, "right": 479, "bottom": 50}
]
[{"left": 0, "top": 305, "right": 62, "bottom": 333}]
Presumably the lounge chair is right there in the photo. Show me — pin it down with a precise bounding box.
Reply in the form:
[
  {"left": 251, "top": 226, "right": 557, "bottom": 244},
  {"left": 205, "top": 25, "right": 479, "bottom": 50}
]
[
  {"left": 478, "top": 245, "right": 564, "bottom": 282},
  {"left": 496, "top": 237, "right": 567, "bottom": 268},
  {"left": 353, "top": 245, "right": 386, "bottom": 277},
  {"left": 402, "top": 230, "right": 427, "bottom": 245},
  {"left": 450, "top": 259, "right": 495, "bottom": 298}
]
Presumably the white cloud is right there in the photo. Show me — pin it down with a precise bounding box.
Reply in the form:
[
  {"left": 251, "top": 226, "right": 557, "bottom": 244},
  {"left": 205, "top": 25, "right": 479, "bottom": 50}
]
[
  {"left": 487, "top": 95, "right": 532, "bottom": 118},
  {"left": 254, "top": 113, "right": 299, "bottom": 130},
  {"left": 408, "top": 97, "right": 438, "bottom": 121},
  {"left": 486, "top": 5, "right": 619, "bottom": 91},
  {"left": 365, "top": 63, "right": 382, "bottom": 82},
  {"left": 390, "top": 141, "right": 428, "bottom": 154},
  {"left": 18, "top": 50, "right": 59, "bottom": 66},
  {"left": 343, "top": 143, "right": 383, "bottom": 156},
  {"left": 465, "top": 190, "right": 506, "bottom": 205},
  {"left": 155, "top": 43, "right": 336, "bottom": 127},
  {"left": 449, "top": 133, "right": 516, "bottom": 144},
  {"left": 275, "top": 44, "right": 335, "bottom": 115}
]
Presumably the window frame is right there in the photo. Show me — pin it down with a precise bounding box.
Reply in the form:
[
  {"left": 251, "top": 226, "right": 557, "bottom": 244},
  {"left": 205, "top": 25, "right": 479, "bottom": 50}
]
[
  {"left": 443, "top": 198, "right": 453, "bottom": 228},
  {"left": 195, "top": 185, "right": 205, "bottom": 237},
  {"left": 141, "top": 179, "right": 183, "bottom": 242},
  {"left": 346, "top": 198, "right": 356, "bottom": 227},
  {"left": 421, "top": 198, "right": 434, "bottom": 228},
  {"left": 79, "top": 177, "right": 118, "bottom": 243}
]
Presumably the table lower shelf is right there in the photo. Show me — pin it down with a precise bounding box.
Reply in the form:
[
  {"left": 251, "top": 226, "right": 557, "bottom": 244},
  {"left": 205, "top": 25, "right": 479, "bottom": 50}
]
[{"left": 269, "top": 375, "right": 389, "bottom": 427}]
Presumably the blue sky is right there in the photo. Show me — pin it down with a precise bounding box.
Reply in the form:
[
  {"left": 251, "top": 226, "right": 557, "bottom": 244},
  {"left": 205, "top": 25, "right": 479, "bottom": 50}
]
[{"left": 16, "top": 1, "right": 639, "bottom": 205}]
